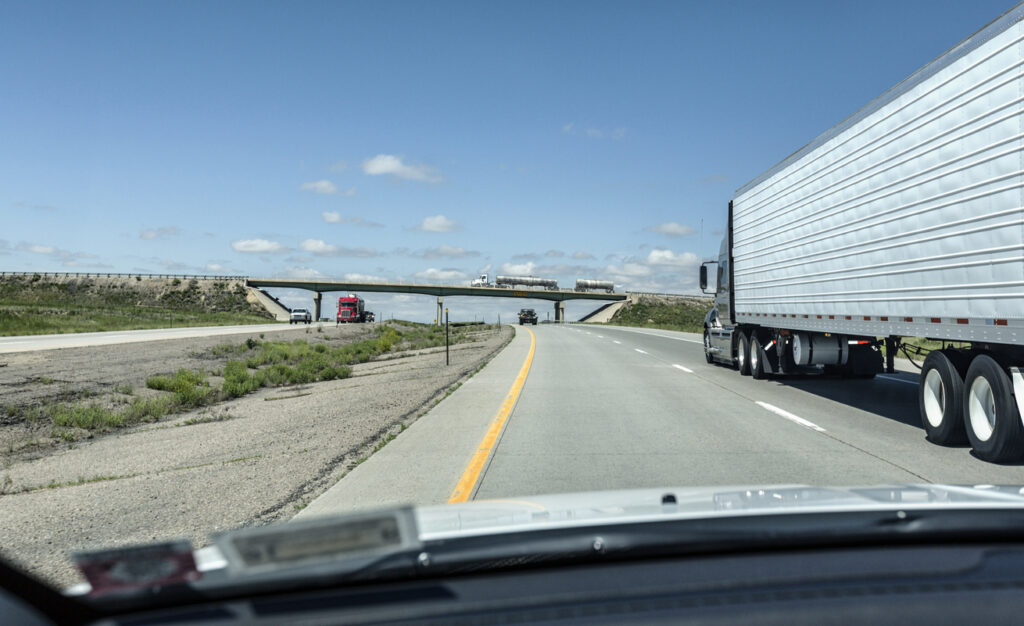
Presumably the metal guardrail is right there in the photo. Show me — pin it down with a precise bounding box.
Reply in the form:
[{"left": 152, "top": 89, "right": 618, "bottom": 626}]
[
  {"left": 0, "top": 271, "right": 247, "bottom": 280},
  {"left": 625, "top": 291, "right": 712, "bottom": 299}
]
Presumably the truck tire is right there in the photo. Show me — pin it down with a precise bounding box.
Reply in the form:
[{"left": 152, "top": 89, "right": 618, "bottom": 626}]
[
  {"left": 703, "top": 329, "right": 713, "bottom": 364},
  {"left": 737, "top": 333, "right": 751, "bottom": 376},
  {"left": 750, "top": 336, "right": 768, "bottom": 380},
  {"left": 919, "top": 351, "right": 966, "bottom": 445},
  {"left": 963, "top": 355, "right": 1024, "bottom": 463}
]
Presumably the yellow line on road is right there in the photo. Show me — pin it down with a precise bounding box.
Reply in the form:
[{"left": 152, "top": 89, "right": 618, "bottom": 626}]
[{"left": 448, "top": 326, "right": 536, "bottom": 503}]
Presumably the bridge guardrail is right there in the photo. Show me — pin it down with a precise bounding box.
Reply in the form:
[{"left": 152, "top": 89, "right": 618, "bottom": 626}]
[
  {"left": 0, "top": 271, "right": 248, "bottom": 280},
  {"left": 625, "top": 291, "right": 711, "bottom": 299}
]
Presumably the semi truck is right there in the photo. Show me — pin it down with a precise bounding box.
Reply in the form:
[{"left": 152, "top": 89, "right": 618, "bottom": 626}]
[
  {"left": 699, "top": 5, "right": 1024, "bottom": 463},
  {"left": 470, "top": 274, "right": 493, "bottom": 287},
  {"left": 336, "top": 294, "right": 366, "bottom": 323}
]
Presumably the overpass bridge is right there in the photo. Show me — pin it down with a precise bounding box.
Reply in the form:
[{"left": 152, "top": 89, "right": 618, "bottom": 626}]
[{"left": 245, "top": 278, "right": 627, "bottom": 323}]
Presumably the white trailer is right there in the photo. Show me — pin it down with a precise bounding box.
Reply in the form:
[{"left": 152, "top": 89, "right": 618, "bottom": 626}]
[{"left": 700, "top": 4, "right": 1024, "bottom": 462}]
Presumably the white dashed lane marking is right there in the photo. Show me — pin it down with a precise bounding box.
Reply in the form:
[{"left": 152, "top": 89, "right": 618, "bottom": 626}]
[{"left": 756, "top": 401, "right": 827, "bottom": 433}]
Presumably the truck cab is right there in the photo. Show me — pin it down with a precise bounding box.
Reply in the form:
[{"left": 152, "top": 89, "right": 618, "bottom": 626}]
[
  {"left": 470, "top": 274, "right": 491, "bottom": 287},
  {"left": 289, "top": 308, "right": 312, "bottom": 325},
  {"left": 699, "top": 236, "right": 733, "bottom": 366}
]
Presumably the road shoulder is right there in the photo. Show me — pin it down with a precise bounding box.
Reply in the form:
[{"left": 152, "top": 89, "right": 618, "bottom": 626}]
[{"left": 298, "top": 325, "right": 533, "bottom": 518}]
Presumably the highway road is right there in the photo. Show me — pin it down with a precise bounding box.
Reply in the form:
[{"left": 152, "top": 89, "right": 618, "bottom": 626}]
[
  {"left": 0, "top": 322, "right": 317, "bottom": 354},
  {"left": 301, "top": 323, "right": 1024, "bottom": 519}
]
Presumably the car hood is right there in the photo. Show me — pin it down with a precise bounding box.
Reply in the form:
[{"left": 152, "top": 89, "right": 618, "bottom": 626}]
[
  {"left": 414, "top": 484, "right": 1024, "bottom": 538},
  {"left": 68, "top": 483, "right": 1024, "bottom": 597}
]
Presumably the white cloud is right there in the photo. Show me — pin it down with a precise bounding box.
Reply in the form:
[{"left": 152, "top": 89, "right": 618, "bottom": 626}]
[
  {"left": 572, "top": 251, "right": 595, "bottom": 260},
  {"left": 24, "top": 244, "right": 55, "bottom": 255},
  {"left": 545, "top": 250, "right": 564, "bottom": 258},
  {"left": 500, "top": 261, "right": 537, "bottom": 275},
  {"left": 299, "top": 238, "right": 377, "bottom": 257},
  {"left": 563, "top": 124, "right": 626, "bottom": 140},
  {"left": 299, "top": 180, "right": 338, "bottom": 194},
  {"left": 321, "top": 211, "right": 383, "bottom": 227},
  {"left": 603, "top": 263, "right": 652, "bottom": 278},
  {"left": 344, "top": 272, "right": 387, "bottom": 282},
  {"left": 646, "top": 249, "right": 700, "bottom": 268},
  {"left": 415, "top": 214, "right": 459, "bottom": 232},
  {"left": 231, "top": 239, "right": 287, "bottom": 254},
  {"left": 158, "top": 259, "right": 195, "bottom": 271},
  {"left": 14, "top": 201, "right": 58, "bottom": 211},
  {"left": 414, "top": 268, "right": 468, "bottom": 281},
  {"left": 418, "top": 245, "right": 479, "bottom": 259},
  {"left": 140, "top": 226, "right": 180, "bottom": 240},
  {"left": 362, "top": 154, "right": 442, "bottom": 182},
  {"left": 16, "top": 241, "right": 107, "bottom": 267},
  {"left": 645, "top": 222, "right": 696, "bottom": 237},
  {"left": 276, "top": 266, "right": 326, "bottom": 280},
  {"left": 205, "top": 263, "right": 238, "bottom": 273},
  {"left": 299, "top": 239, "right": 335, "bottom": 254}
]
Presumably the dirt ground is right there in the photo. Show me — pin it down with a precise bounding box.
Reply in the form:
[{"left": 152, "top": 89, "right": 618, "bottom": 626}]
[{"left": 0, "top": 323, "right": 513, "bottom": 588}]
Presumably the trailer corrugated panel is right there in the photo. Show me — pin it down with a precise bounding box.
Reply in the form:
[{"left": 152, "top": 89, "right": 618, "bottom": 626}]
[{"left": 732, "top": 7, "right": 1024, "bottom": 344}]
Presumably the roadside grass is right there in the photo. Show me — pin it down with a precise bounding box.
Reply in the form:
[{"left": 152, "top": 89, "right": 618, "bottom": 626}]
[
  {"left": 602, "top": 299, "right": 711, "bottom": 333},
  {"left": 0, "top": 306, "right": 270, "bottom": 337},
  {"left": 13, "top": 473, "right": 138, "bottom": 494},
  {"left": 0, "top": 274, "right": 270, "bottom": 336},
  {"left": 8, "top": 322, "right": 494, "bottom": 438}
]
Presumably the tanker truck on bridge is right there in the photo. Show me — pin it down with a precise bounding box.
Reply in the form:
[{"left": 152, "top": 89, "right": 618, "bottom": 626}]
[
  {"left": 495, "top": 275, "right": 559, "bottom": 290},
  {"left": 575, "top": 279, "right": 615, "bottom": 293},
  {"left": 699, "top": 7, "right": 1024, "bottom": 463}
]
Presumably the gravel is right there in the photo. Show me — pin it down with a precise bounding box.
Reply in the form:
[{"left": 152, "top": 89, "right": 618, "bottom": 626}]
[{"left": 0, "top": 323, "right": 513, "bottom": 588}]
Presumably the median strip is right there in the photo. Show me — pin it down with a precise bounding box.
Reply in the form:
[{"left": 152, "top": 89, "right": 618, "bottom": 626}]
[{"left": 448, "top": 327, "right": 536, "bottom": 503}]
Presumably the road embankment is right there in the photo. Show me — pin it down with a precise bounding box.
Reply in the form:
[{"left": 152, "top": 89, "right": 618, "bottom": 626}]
[{"left": 0, "top": 322, "right": 513, "bottom": 588}]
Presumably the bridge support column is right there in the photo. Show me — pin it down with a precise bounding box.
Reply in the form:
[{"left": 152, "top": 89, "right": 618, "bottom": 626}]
[
  {"left": 314, "top": 292, "right": 323, "bottom": 321},
  {"left": 436, "top": 297, "right": 444, "bottom": 325},
  {"left": 554, "top": 301, "right": 565, "bottom": 323}
]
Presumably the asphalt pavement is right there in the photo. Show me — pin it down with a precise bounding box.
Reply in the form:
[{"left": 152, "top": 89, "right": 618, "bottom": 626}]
[{"left": 302, "top": 323, "right": 1024, "bottom": 518}]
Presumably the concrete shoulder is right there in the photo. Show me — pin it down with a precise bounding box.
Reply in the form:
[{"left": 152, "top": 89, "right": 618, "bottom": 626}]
[{"left": 297, "top": 325, "right": 534, "bottom": 518}]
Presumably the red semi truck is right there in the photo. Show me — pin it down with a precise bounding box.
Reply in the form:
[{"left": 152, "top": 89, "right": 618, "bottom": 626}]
[{"left": 336, "top": 294, "right": 366, "bottom": 323}]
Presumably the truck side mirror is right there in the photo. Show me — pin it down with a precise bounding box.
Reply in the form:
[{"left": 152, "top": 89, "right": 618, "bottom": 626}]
[{"left": 699, "top": 265, "right": 708, "bottom": 291}]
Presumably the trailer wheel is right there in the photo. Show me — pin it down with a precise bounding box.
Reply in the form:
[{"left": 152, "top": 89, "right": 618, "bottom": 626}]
[
  {"left": 737, "top": 333, "right": 751, "bottom": 376},
  {"left": 750, "top": 336, "right": 767, "bottom": 380},
  {"left": 703, "top": 330, "right": 713, "bottom": 364},
  {"left": 963, "top": 355, "right": 1024, "bottom": 463},
  {"left": 919, "top": 351, "right": 966, "bottom": 445}
]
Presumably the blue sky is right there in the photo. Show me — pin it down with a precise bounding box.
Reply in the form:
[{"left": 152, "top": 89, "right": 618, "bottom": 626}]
[{"left": 1, "top": 0, "right": 1017, "bottom": 321}]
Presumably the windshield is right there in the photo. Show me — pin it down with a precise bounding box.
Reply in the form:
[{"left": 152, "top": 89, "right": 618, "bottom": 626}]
[{"left": 3, "top": 0, "right": 1024, "bottom": 604}]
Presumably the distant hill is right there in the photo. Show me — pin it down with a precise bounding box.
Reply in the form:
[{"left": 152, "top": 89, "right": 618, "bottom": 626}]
[
  {"left": 0, "top": 273, "right": 273, "bottom": 336},
  {"left": 606, "top": 295, "right": 712, "bottom": 333}
]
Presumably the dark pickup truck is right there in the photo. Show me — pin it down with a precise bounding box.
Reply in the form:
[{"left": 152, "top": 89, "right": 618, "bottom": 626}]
[{"left": 518, "top": 308, "right": 538, "bottom": 325}]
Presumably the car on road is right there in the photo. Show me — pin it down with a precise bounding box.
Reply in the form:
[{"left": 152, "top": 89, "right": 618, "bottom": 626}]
[
  {"left": 365, "top": 311, "right": 375, "bottom": 322},
  {"left": 518, "top": 308, "right": 538, "bottom": 325},
  {"left": 289, "top": 308, "right": 312, "bottom": 325}
]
